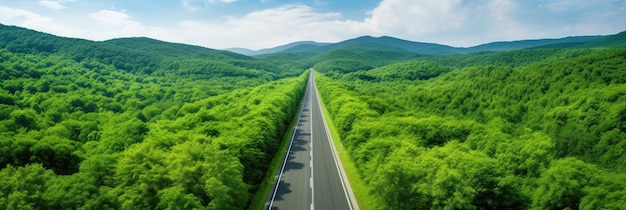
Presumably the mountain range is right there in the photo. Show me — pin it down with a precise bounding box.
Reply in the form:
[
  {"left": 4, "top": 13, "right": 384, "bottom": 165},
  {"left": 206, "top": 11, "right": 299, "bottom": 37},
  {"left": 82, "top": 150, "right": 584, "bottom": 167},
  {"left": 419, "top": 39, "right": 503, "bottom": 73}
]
[
  {"left": 227, "top": 31, "right": 625, "bottom": 56},
  {"left": 1, "top": 22, "right": 626, "bottom": 210},
  {"left": 1, "top": 22, "right": 624, "bottom": 59},
  {"left": 227, "top": 41, "right": 330, "bottom": 56}
]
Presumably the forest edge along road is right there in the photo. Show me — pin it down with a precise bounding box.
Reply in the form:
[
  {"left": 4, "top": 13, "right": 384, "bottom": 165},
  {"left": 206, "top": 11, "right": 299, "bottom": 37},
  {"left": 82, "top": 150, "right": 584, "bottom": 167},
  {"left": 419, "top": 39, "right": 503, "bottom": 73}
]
[
  {"left": 265, "top": 71, "right": 312, "bottom": 210},
  {"left": 265, "top": 70, "right": 358, "bottom": 210}
]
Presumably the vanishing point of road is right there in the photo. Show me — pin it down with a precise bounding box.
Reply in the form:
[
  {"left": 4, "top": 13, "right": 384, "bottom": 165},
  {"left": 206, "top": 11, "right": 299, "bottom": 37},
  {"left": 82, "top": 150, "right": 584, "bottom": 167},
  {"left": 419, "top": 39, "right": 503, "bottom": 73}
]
[{"left": 266, "top": 70, "right": 358, "bottom": 210}]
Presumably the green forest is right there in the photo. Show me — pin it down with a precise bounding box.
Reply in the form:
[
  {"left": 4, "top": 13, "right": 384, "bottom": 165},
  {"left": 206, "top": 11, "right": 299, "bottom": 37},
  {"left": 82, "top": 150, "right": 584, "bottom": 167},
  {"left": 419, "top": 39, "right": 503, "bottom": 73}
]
[
  {"left": 314, "top": 46, "right": 626, "bottom": 209},
  {"left": 1, "top": 22, "right": 626, "bottom": 210},
  {"left": 0, "top": 24, "right": 308, "bottom": 209}
]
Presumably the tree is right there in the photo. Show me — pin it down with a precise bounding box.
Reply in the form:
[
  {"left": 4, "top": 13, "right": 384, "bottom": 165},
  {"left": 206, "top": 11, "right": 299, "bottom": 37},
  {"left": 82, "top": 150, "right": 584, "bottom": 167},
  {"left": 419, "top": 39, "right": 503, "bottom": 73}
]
[
  {"left": 156, "top": 186, "right": 203, "bottom": 210},
  {"left": 9, "top": 109, "right": 38, "bottom": 131},
  {"left": 0, "top": 164, "right": 54, "bottom": 209},
  {"left": 532, "top": 157, "right": 602, "bottom": 209}
]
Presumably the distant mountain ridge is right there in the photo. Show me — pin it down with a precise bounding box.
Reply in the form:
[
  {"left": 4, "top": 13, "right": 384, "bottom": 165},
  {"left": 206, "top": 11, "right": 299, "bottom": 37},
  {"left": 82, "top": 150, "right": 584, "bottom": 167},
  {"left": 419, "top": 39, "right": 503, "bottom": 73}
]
[
  {"left": 1, "top": 22, "right": 623, "bottom": 58},
  {"left": 227, "top": 31, "right": 625, "bottom": 56},
  {"left": 104, "top": 37, "right": 251, "bottom": 59},
  {"left": 466, "top": 36, "right": 605, "bottom": 52},
  {"left": 225, "top": 41, "right": 329, "bottom": 56},
  {"left": 0, "top": 23, "right": 249, "bottom": 61},
  {"left": 0, "top": 23, "right": 298, "bottom": 77},
  {"left": 310, "top": 36, "right": 457, "bottom": 55}
]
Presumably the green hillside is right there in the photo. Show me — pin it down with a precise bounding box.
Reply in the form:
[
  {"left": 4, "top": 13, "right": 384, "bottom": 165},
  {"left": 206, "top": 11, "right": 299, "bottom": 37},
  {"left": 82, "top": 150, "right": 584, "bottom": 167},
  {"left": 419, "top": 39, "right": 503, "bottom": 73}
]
[
  {"left": 311, "top": 48, "right": 422, "bottom": 78},
  {"left": 0, "top": 24, "right": 307, "bottom": 209},
  {"left": 313, "top": 36, "right": 458, "bottom": 55},
  {"left": 105, "top": 37, "right": 250, "bottom": 58},
  {"left": 582, "top": 30, "right": 626, "bottom": 48},
  {"left": 243, "top": 32, "right": 621, "bottom": 56},
  {"left": 465, "top": 36, "right": 604, "bottom": 52},
  {"left": 315, "top": 45, "right": 626, "bottom": 209},
  {"left": 2, "top": 22, "right": 626, "bottom": 210}
]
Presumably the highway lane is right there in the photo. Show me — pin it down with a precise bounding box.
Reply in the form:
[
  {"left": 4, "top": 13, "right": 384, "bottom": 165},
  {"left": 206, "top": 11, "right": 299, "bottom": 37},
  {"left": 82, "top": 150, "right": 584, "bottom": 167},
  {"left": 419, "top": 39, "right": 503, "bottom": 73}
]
[
  {"left": 309, "top": 71, "right": 353, "bottom": 210},
  {"left": 268, "top": 70, "right": 354, "bottom": 210},
  {"left": 268, "top": 72, "right": 313, "bottom": 210}
]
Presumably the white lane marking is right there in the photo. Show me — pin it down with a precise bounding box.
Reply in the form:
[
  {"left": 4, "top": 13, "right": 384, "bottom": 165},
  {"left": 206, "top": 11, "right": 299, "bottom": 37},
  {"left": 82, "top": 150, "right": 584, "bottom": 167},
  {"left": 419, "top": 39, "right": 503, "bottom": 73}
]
[
  {"left": 310, "top": 74, "right": 315, "bottom": 210},
  {"left": 311, "top": 72, "right": 355, "bottom": 210},
  {"left": 268, "top": 75, "right": 308, "bottom": 209}
]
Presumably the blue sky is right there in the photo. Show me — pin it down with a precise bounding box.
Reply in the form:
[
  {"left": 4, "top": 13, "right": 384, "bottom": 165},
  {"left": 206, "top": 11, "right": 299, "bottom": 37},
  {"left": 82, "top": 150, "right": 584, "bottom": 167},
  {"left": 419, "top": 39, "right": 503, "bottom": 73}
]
[{"left": 0, "top": 0, "right": 625, "bottom": 50}]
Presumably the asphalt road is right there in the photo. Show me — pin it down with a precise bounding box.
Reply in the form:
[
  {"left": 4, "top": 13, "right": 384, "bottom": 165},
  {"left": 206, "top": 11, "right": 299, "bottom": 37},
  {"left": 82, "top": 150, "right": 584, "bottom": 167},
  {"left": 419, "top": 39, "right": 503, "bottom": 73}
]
[{"left": 268, "top": 71, "right": 353, "bottom": 210}]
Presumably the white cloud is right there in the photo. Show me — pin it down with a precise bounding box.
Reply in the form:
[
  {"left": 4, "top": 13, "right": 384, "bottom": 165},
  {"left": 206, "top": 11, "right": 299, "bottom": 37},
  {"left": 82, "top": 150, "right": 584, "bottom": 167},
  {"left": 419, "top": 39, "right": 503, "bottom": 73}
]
[
  {"left": 181, "top": 0, "right": 200, "bottom": 11},
  {"left": 0, "top": 6, "right": 49, "bottom": 22},
  {"left": 348, "top": 0, "right": 625, "bottom": 46},
  {"left": 38, "top": 0, "right": 76, "bottom": 10},
  {"left": 195, "top": 0, "right": 527, "bottom": 48},
  {"left": 355, "top": 0, "right": 529, "bottom": 46},
  {"left": 0, "top": 6, "right": 71, "bottom": 33},
  {"left": 165, "top": 4, "right": 349, "bottom": 49},
  {"left": 167, "top": 0, "right": 537, "bottom": 49},
  {"left": 2, "top": 0, "right": 624, "bottom": 50},
  {"left": 39, "top": 1, "right": 66, "bottom": 10},
  {"left": 241, "top": 4, "right": 340, "bottom": 24},
  {"left": 544, "top": 0, "right": 592, "bottom": 13},
  {"left": 146, "top": 0, "right": 626, "bottom": 49},
  {"left": 364, "top": 0, "right": 467, "bottom": 35},
  {"left": 182, "top": 0, "right": 238, "bottom": 11},
  {"left": 88, "top": 9, "right": 166, "bottom": 40},
  {"left": 90, "top": 10, "right": 134, "bottom": 25}
]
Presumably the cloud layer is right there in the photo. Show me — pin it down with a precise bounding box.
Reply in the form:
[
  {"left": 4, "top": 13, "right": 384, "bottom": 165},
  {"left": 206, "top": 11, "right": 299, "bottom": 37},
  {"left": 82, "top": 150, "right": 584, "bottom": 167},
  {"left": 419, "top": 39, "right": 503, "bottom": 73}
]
[{"left": 0, "top": 0, "right": 624, "bottom": 49}]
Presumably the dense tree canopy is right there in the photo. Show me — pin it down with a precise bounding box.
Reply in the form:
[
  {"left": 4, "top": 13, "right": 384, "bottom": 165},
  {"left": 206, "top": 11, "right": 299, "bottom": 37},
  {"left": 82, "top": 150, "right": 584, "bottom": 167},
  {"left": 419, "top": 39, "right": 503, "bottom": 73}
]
[
  {"left": 2, "top": 23, "right": 625, "bottom": 209},
  {"left": 315, "top": 46, "right": 626, "bottom": 209},
  {"left": 0, "top": 24, "right": 308, "bottom": 209}
]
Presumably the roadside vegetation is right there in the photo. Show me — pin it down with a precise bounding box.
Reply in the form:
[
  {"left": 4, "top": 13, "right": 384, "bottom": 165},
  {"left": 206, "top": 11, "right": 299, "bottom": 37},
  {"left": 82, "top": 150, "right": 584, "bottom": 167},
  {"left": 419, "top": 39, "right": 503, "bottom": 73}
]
[
  {"left": 314, "top": 46, "right": 626, "bottom": 209},
  {"left": 1, "top": 23, "right": 625, "bottom": 209},
  {"left": 0, "top": 24, "right": 307, "bottom": 209}
]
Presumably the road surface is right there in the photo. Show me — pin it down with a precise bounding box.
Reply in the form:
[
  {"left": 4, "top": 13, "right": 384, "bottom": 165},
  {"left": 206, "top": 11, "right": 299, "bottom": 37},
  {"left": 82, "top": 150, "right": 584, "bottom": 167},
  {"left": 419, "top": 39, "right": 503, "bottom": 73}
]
[{"left": 267, "top": 70, "right": 355, "bottom": 210}]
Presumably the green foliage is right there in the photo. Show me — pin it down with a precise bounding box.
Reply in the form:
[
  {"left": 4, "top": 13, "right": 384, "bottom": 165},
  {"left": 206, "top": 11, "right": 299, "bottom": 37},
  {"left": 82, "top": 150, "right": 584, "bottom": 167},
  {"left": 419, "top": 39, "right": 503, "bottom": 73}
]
[
  {"left": 0, "top": 24, "right": 308, "bottom": 209},
  {"left": 9, "top": 109, "right": 39, "bottom": 130},
  {"left": 369, "top": 142, "right": 527, "bottom": 210},
  {"left": 315, "top": 46, "right": 626, "bottom": 209},
  {"left": 0, "top": 164, "right": 54, "bottom": 209},
  {"left": 362, "top": 60, "right": 452, "bottom": 81},
  {"left": 3, "top": 22, "right": 625, "bottom": 209},
  {"left": 532, "top": 157, "right": 597, "bottom": 209},
  {"left": 314, "top": 59, "right": 373, "bottom": 74}
]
